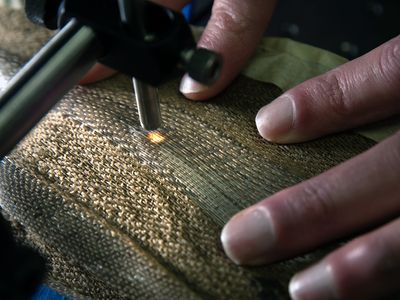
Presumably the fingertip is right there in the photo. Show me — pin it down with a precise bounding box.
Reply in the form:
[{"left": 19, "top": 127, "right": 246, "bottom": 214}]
[
  {"left": 179, "top": 73, "right": 224, "bottom": 101},
  {"left": 220, "top": 206, "right": 276, "bottom": 266},
  {"left": 220, "top": 224, "right": 242, "bottom": 265},
  {"left": 289, "top": 262, "right": 339, "bottom": 300},
  {"left": 80, "top": 65, "right": 116, "bottom": 85},
  {"left": 179, "top": 74, "right": 209, "bottom": 100},
  {"left": 255, "top": 95, "right": 300, "bottom": 144}
]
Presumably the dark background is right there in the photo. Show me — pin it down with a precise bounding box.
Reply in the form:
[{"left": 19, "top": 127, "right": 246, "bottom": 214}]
[{"left": 190, "top": 0, "right": 399, "bottom": 59}]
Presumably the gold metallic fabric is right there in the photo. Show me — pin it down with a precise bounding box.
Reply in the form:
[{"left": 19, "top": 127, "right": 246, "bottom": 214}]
[{"left": 0, "top": 8, "right": 375, "bottom": 300}]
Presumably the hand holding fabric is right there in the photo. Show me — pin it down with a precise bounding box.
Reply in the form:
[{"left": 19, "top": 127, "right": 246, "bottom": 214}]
[{"left": 221, "top": 35, "right": 400, "bottom": 300}]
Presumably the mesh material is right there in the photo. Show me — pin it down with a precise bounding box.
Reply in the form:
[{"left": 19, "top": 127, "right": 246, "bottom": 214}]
[{"left": 0, "top": 7, "right": 375, "bottom": 300}]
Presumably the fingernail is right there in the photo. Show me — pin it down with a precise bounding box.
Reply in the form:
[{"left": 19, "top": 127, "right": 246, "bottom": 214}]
[
  {"left": 179, "top": 74, "right": 208, "bottom": 96},
  {"left": 256, "top": 96, "right": 294, "bottom": 142},
  {"left": 220, "top": 207, "right": 275, "bottom": 265},
  {"left": 289, "top": 262, "right": 339, "bottom": 300}
]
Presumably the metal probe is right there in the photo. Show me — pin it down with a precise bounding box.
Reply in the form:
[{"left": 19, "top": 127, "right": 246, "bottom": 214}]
[
  {"left": 133, "top": 79, "right": 161, "bottom": 131},
  {"left": 118, "top": 0, "right": 162, "bottom": 131}
]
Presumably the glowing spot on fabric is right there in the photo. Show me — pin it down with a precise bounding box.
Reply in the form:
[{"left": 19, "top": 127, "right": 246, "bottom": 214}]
[{"left": 147, "top": 131, "right": 166, "bottom": 144}]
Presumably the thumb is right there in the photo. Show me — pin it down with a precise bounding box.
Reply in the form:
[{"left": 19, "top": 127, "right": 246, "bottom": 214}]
[{"left": 180, "top": 0, "right": 276, "bottom": 100}]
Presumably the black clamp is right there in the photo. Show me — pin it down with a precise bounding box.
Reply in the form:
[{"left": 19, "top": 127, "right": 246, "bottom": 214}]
[
  {"left": 26, "top": 0, "right": 222, "bottom": 85},
  {"left": 0, "top": 0, "right": 222, "bottom": 158}
]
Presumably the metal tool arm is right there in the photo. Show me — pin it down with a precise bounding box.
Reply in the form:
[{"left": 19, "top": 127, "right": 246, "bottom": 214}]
[{"left": 0, "top": 19, "right": 99, "bottom": 158}]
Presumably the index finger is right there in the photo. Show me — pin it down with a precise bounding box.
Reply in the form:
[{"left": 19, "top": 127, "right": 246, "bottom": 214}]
[
  {"left": 221, "top": 131, "right": 400, "bottom": 265},
  {"left": 180, "top": 0, "right": 276, "bottom": 100}
]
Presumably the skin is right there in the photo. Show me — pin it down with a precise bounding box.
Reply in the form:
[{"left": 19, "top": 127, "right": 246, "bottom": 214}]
[{"left": 85, "top": 1, "right": 400, "bottom": 299}]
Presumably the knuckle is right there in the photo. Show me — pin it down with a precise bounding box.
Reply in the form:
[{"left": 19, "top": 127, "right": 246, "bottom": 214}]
[
  {"left": 359, "top": 232, "right": 400, "bottom": 276},
  {"left": 212, "top": 8, "right": 247, "bottom": 36},
  {"left": 309, "top": 72, "right": 354, "bottom": 118},
  {"left": 285, "top": 180, "right": 336, "bottom": 222},
  {"left": 211, "top": 0, "right": 258, "bottom": 37},
  {"left": 375, "top": 35, "right": 400, "bottom": 84}
]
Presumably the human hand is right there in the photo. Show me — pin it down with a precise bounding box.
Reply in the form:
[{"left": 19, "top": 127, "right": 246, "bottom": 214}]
[
  {"left": 221, "top": 35, "right": 400, "bottom": 300},
  {"left": 82, "top": 0, "right": 276, "bottom": 100}
]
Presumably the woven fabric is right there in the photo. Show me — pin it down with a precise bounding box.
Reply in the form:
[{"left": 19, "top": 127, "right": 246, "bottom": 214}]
[{"left": 0, "top": 8, "right": 376, "bottom": 300}]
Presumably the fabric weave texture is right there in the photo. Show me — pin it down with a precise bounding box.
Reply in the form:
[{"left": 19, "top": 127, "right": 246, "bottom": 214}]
[{"left": 0, "top": 8, "right": 376, "bottom": 300}]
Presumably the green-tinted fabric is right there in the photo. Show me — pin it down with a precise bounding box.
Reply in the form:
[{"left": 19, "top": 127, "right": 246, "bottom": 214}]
[
  {"left": 0, "top": 0, "right": 22, "bottom": 9},
  {"left": 243, "top": 37, "right": 348, "bottom": 91}
]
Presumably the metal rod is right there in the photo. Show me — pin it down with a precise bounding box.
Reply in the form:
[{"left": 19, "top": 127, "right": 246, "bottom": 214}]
[
  {"left": 133, "top": 79, "right": 162, "bottom": 131},
  {"left": 0, "top": 19, "right": 100, "bottom": 159}
]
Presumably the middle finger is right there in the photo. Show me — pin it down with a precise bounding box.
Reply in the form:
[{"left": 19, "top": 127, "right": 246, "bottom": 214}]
[{"left": 221, "top": 131, "right": 400, "bottom": 265}]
